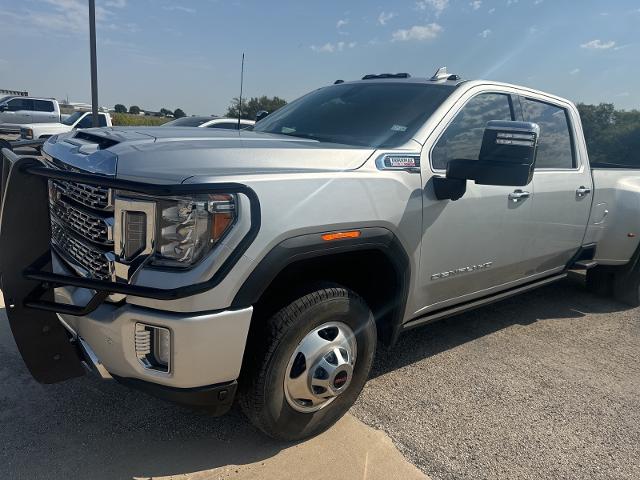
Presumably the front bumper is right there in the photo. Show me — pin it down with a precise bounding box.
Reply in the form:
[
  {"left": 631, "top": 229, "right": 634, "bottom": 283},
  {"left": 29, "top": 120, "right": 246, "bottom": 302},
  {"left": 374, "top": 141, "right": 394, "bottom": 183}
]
[{"left": 56, "top": 284, "right": 252, "bottom": 390}]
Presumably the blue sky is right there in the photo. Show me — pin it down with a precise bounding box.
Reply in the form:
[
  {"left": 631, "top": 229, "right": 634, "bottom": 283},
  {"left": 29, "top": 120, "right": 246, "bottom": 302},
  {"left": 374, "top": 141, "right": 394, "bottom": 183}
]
[{"left": 0, "top": 0, "right": 638, "bottom": 115}]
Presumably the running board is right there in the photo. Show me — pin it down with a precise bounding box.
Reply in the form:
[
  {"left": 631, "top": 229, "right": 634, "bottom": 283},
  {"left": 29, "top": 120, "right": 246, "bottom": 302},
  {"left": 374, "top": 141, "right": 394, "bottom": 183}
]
[{"left": 402, "top": 273, "right": 567, "bottom": 330}]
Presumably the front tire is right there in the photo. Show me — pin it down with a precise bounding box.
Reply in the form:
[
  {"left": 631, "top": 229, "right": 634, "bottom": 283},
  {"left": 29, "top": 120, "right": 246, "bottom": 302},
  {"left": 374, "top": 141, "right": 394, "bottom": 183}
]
[{"left": 239, "top": 286, "right": 376, "bottom": 441}]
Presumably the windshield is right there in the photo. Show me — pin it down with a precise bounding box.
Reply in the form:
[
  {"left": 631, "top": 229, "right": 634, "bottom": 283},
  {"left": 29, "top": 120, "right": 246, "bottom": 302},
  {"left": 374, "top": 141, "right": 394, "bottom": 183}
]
[
  {"left": 0, "top": 96, "right": 12, "bottom": 104},
  {"left": 253, "top": 83, "right": 455, "bottom": 148},
  {"left": 163, "top": 116, "right": 214, "bottom": 127},
  {"left": 62, "top": 111, "right": 83, "bottom": 126}
]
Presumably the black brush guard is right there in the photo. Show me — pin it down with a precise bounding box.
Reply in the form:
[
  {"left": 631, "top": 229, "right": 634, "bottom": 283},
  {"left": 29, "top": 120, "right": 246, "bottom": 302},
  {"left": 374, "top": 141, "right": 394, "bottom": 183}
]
[{"left": 0, "top": 148, "right": 260, "bottom": 383}]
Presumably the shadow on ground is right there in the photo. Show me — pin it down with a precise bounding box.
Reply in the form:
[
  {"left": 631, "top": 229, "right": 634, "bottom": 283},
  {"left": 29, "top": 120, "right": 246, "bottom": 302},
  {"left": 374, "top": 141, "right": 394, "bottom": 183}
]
[
  {"left": 0, "top": 276, "right": 634, "bottom": 479},
  {"left": 372, "top": 276, "right": 630, "bottom": 379}
]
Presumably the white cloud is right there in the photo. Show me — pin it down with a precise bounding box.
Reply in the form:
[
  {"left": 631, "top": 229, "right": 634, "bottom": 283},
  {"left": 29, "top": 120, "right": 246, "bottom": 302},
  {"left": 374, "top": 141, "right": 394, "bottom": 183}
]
[
  {"left": 378, "top": 11, "right": 396, "bottom": 25},
  {"left": 163, "top": 5, "right": 196, "bottom": 14},
  {"left": 569, "top": 68, "right": 580, "bottom": 75},
  {"left": 415, "top": 0, "right": 449, "bottom": 16},
  {"left": 336, "top": 19, "right": 348, "bottom": 28},
  {"left": 392, "top": 23, "right": 443, "bottom": 42},
  {"left": 470, "top": 1, "right": 482, "bottom": 10},
  {"left": 479, "top": 29, "right": 491, "bottom": 38},
  {"left": 1, "top": 0, "right": 127, "bottom": 35},
  {"left": 310, "top": 41, "right": 356, "bottom": 53},
  {"left": 488, "top": 7, "right": 496, "bottom": 14},
  {"left": 581, "top": 39, "right": 616, "bottom": 50}
]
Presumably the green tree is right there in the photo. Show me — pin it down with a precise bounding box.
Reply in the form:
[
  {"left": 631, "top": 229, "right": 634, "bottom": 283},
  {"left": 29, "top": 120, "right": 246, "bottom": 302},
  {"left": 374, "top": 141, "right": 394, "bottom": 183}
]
[
  {"left": 226, "top": 96, "right": 287, "bottom": 120},
  {"left": 173, "top": 108, "right": 186, "bottom": 118},
  {"left": 114, "top": 104, "right": 127, "bottom": 113},
  {"left": 577, "top": 103, "right": 640, "bottom": 167},
  {"left": 160, "top": 108, "right": 172, "bottom": 116},
  {"left": 129, "top": 105, "right": 141, "bottom": 115}
]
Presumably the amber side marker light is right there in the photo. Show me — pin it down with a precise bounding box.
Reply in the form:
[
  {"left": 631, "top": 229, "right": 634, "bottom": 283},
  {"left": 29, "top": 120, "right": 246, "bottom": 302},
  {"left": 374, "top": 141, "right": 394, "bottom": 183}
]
[{"left": 321, "top": 230, "right": 361, "bottom": 241}]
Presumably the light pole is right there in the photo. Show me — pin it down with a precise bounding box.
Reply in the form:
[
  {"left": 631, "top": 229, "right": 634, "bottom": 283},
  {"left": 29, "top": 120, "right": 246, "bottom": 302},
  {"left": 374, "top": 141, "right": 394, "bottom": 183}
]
[{"left": 88, "top": 0, "right": 99, "bottom": 127}]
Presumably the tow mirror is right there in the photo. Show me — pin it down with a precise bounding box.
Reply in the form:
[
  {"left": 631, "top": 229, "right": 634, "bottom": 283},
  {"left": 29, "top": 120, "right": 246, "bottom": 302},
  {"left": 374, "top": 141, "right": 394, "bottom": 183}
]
[
  {"left": 255, "top": 110, "right": 269, "bottom": 122},
  {"left": 433, "top": 120, "right": 540, "bottom": 201}
]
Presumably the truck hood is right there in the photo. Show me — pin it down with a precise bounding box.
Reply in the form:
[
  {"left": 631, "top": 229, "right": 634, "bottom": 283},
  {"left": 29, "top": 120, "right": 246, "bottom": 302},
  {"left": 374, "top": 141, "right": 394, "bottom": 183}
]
[
  {"left": 45, "top": 127, "right": 377, "bottom": 183},
  {"left": 21, "top": 122, "right": 71, "bottom": 133}
]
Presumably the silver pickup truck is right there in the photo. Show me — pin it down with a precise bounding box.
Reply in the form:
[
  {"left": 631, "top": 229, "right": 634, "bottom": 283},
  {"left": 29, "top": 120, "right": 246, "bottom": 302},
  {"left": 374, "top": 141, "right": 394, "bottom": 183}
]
[{"left": 1, "top": 69, "right": 639, "bottom": 440}]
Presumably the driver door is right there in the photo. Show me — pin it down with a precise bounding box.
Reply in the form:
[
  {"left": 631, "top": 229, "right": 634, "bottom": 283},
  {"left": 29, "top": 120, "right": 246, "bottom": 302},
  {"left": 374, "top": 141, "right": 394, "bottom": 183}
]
[{"left": 415, "top": 90, "right": 537, "bottom": 315}]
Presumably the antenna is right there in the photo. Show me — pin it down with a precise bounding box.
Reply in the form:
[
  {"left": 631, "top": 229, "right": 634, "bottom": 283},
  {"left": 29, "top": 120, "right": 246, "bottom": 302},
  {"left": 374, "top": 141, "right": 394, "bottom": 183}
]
[{"left": 238, "top": 53, "right": 245, "bottom": 130}]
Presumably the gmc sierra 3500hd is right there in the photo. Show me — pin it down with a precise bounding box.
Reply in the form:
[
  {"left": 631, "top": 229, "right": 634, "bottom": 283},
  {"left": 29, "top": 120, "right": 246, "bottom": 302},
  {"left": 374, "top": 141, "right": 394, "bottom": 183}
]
[{"left": 2, "top": 68, "right": 639, "bottom": 440}]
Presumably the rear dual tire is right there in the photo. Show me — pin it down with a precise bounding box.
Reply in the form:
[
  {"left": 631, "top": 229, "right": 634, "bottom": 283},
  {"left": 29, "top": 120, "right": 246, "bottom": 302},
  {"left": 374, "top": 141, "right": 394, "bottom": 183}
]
[{"left": 239, "top": 285, "right": 376, "bottom": 441}]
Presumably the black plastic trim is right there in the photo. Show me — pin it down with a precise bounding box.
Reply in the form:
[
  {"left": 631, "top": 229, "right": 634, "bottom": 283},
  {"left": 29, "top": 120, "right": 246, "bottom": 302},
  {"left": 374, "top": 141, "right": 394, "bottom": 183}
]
[
  {"left": 112, "top": 376, "right": 237, "bottom": 414},
  {"left": 231, "top": 227, "right": 411, "bottom": 345}
]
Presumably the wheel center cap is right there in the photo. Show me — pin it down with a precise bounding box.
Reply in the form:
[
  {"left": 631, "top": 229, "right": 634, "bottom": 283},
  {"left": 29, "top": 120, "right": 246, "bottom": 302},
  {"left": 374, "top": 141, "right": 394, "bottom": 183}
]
[{"left": 333, "top": 370, "right": 349, "bottom": 389}]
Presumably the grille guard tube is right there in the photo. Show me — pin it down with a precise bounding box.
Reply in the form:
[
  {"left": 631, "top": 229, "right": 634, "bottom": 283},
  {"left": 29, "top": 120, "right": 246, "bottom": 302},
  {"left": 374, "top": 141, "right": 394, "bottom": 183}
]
[{"left": 0, "top": 149, "right": 261, "bottom": 316}]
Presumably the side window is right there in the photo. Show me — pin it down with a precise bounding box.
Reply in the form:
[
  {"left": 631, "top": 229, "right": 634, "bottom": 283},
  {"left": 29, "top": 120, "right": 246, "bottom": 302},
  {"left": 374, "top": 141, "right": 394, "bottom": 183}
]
[
  {"left": 34, "top": 100, "right": 55, "bottom": 112},
  {"left": 76, "top": 114, "right": 92, "bottom": 129},
  {"left": 98, "top": 114, "right": 107, "bottom": 127},
  {"left": 431, "top": 93, "right": 513, "bottom": 170},
  {"left": 208, "top": 122, "right": 239, "bottom": 130},
  {"left": 520, "top": 98, "right": 574, "bottom": 169},
  {"left": 7, "top": 98, "right": 35, "bottom": 111}
]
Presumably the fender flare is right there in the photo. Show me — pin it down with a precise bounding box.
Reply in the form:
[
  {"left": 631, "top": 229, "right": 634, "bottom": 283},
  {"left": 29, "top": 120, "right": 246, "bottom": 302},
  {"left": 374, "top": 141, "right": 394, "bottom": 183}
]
[{"left": 231, "top": 226, "right": 411, "bottom": 345}]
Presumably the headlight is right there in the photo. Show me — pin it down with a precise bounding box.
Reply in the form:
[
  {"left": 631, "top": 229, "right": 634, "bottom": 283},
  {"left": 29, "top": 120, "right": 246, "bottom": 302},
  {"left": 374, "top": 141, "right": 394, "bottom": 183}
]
[
  {"left": 21, "top": 128, "right": 33, "bottom": 139},
  {"left": 151, "top": 193, "right": 236, "bottom": 268}
]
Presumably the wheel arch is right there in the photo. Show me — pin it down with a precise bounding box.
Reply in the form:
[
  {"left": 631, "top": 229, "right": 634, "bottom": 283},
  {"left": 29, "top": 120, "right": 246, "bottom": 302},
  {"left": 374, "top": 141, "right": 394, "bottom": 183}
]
[{"left": 231, "top": 227, "right": 411, "bottom": 346}]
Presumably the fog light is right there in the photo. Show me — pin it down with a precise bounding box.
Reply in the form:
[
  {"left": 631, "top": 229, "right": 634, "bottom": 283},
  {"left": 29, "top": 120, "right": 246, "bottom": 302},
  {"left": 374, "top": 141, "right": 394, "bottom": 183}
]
[{"left": 135, "top": 323, "right": 171, "bottom": 373}]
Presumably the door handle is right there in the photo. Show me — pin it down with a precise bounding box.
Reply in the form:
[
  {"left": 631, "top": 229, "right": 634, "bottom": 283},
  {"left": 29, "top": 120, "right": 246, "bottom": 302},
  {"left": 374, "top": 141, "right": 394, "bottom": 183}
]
[
  {"left": 576, "top": 186, "right": 591, "bottom": 198},
  {"left": 508, "top": 190, "right": 530, "bottom": 202}
]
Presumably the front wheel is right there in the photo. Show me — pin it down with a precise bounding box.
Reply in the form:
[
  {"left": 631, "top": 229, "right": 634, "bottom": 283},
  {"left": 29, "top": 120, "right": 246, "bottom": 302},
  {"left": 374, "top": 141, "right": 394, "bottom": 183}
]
[{"left": 239, "top": 286, "right": 376, "bottom": 441}]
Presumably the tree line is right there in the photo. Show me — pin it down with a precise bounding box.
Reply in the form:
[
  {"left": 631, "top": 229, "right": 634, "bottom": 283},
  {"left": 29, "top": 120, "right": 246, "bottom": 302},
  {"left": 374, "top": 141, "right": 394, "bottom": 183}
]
[
  {"left": 577, "top": 103, "right": 640, "bottom": 167},
  {"left": 114, "top": 104, "right": 186, "bottom": 118}
]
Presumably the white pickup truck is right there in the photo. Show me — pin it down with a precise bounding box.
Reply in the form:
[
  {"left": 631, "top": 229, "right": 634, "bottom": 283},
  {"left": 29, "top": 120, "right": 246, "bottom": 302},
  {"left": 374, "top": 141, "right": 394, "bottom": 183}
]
[
  {"left": 17, "top": 111, "right": 112, "bottom": 141},
  {"left": 0, "top": 96, "right": 62, "bottom": 133}
]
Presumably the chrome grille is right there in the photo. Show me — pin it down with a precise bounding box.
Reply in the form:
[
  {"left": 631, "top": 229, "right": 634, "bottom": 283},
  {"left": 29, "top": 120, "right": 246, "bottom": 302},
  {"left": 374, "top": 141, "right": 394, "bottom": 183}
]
[
  {"left": 52, "top": 179, "right": 111, "bottom": 210},
  {"left": 51, "top": 220, "right": 113, "bottom": 280},
  {"left": 49, "top": 197, "right": 112, "bottom": 245}
]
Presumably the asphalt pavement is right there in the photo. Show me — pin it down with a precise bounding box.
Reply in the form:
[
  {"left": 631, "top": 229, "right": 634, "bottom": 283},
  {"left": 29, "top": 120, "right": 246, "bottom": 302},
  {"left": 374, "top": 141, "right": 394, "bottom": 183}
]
[{"left": 0, "top": 273, "right": 638, "bottom": 479}]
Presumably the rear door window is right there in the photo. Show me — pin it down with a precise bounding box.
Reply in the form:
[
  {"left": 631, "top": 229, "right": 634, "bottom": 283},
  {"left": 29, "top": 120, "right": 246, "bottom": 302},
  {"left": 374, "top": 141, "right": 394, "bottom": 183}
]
[
  {"left": 520, "top": 98, "right": 575, "bottom": 169},
  {"left": 34, "top": 100, "right": 55, "bottom": 112}
]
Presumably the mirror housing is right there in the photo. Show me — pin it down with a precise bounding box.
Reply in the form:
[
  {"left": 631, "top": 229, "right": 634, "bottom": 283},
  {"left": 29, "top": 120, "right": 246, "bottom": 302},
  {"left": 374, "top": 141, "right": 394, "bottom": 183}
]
[
  {"left": 255, "top": 110, "right": 269, "bottom": 122},
  {"left": 0, "top": 104, "right": 6, "bottom": 112},
  {"left": 434, "top": 120, "right": 540, "bottom": 200}
]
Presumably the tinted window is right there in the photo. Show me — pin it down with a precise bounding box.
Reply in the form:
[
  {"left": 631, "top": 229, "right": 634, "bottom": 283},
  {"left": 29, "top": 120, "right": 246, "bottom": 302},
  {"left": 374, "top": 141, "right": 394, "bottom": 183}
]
[
  {"left": 253, "top": 83, "right": 454, "bottom": 148},
  {"left": 7, "top": 98, "right": 35, "bottom": 111},
  {"left": 208, "top": 122, "right": 239, "bottom": 130},
  {"left": 76, "top": 114, "right": 106, "bottom": 128},
  {"left": 62, "top": 111, "right": 83, "bottom": 126},
  {"left": 432, "top": 93, "right": 513, "bottom": 170},
  {"left": 34, "top": 100, "right": 55, "bottom": 112},
  {"left": 521, "top": 98, "right": 574, "bottom": 169},
  {"left": 163, "top": 116, "right": 213, "bottom": 127}
]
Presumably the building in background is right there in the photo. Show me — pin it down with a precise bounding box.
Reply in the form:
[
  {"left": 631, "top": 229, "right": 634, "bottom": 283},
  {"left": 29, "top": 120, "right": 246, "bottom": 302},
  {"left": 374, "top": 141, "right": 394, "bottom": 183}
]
[{"left": 0, "top": 88, "right": 28, "bottom": 97}]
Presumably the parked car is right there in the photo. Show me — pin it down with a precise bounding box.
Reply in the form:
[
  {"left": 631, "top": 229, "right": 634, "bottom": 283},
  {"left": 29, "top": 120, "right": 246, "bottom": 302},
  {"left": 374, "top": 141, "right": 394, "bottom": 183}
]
[
  {"left": 0, "top": 96, "right": 61, "bottom": 132},
  {"left": 3, "top": 69, "right": 640, "bottom": 441},
  {"left": 162, "top": 115, "right": 255, "bottom": 129},
  {"left": 18, "top": 111, "right": 112, "bottom": 140}
]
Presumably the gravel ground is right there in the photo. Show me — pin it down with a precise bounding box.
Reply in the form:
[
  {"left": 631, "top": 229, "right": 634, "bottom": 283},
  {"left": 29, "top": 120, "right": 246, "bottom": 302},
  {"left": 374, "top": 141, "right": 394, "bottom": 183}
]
[
  {"left": 353, "top": 277, "right": 640, "bottom": 480},
  {"left": 0, "top": 275, "right": 638, "bottom": 479}
]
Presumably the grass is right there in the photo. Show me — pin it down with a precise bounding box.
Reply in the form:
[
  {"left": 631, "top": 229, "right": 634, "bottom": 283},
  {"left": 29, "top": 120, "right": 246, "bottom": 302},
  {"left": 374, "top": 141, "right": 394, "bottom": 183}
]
[{"left": 111, "top": 113, "right": 171, "bottom": 126}]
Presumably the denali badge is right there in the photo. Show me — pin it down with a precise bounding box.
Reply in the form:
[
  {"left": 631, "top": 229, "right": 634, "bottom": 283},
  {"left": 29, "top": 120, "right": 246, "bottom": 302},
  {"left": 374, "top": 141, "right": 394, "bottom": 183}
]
[{"left": 431, "top": 262, "right": 493, "bottom": 280}]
